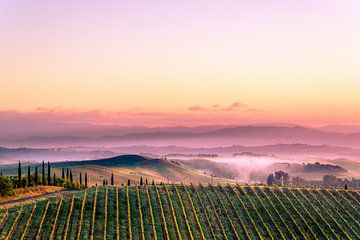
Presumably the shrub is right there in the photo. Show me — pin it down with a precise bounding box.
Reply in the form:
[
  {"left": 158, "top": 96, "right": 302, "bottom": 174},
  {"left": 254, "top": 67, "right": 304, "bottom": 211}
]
[{"left": 0, "top": 176, "right": 14, "bottom": 197}]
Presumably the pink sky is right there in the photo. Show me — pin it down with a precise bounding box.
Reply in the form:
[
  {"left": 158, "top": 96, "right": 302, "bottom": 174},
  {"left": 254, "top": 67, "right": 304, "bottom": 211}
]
[{"left": 1, "top": 1, "right": 360, "bottom": 127}]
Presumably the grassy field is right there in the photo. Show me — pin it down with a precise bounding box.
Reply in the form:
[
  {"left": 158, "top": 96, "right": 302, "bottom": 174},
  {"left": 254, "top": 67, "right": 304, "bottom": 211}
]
[
  {"left": 0, "top": 186, "right": 64, "bottom": 204},
  {"left": 0, "top": 185, "right": 359, "bottom": 240}
]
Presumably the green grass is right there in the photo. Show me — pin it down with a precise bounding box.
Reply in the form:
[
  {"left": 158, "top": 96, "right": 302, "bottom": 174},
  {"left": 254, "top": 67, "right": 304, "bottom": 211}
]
[{"left": 1, "top": 185, "right": 360, "bottom": 240}]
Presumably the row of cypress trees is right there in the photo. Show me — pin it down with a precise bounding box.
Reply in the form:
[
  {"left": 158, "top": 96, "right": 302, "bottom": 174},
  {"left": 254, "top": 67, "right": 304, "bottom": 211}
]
[
  {"left": 102, "top": 172, "right": 114, "bottom": 186},
  {"left": 77, "top": 171, "right": 88, "bottom": 188},
  {"left": 102, "top": 176, "right": 154, "bottom": 187},
  {"left": 17, "top": 161, "right": 53, "bottom": 188},
  {"left": 15, "top": 161, "right": 87, "bottom": 189},
  {"left": 16, "top": 164, "right": 157, "bottom": 188}
]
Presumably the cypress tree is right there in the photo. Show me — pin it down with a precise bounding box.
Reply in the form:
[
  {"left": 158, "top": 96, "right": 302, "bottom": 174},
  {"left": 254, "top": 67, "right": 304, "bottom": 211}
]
[
  {"left": 53, "top": 173, "right": 56, "bottom": 186},
  {"left": 42, "top": 161, "right": 45, "bottom": 185},
  {"left": 111, "top": 173, "right": 114, "bottom": 185},
  {"left": 79, "top": 172, "right": 82, "bottom": 185},
  {"left": 70, "top": 170, "right": 73, "bottom": 183},
  {"left": 62, "top": 168, "right": 65, "bottom": 179},
  {"left": 146, "top": 178, "right": 148, "bottom": 185},
  {"left": 103, "top": 179, "right": 105, "bottom": 185},
  {"left": 0, "top": 171, "right": 2, "bottom": 176},
  {"left": 152, "top": 179, "right": 154, "bottom": 185},
  {"left": 35, "top": 166, "right": 38, "bottom": 186},
  {"left": 140, "top": 176, "right": 143, "bottom": 186},
  {"left": 267, "top": 174, "right": 275, "bottom": 186},
  {"left": 105, "top": 179, "right": 108, "bottom": 185},
  {"left": 66, "top": 168, "right": 69, "bottom": 179},
  {"left": 18, "top": 161, "right": 22, "bottom": 188},
  {"left": 85, "top": 172, "right": 88, "bottom": 188},
  {"left": 127, "top": 179, "right": 130, "bottom": 186},
  {"left": 47, "top": 162, "right": 51, "bottom": 186},
  {"left": 28, "top": 166, "right": 31, "bottom": 187}
]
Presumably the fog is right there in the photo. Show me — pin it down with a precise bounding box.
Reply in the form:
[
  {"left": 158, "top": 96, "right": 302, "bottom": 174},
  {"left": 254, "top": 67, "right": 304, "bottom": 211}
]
[{"left": 176, "top": 155, "right": 355, "bottom": 182}]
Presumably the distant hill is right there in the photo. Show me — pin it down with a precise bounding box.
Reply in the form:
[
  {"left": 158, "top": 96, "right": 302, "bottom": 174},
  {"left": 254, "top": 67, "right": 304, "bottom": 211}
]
[
  {"left": 315, "top": 124, "right": 360, "bottom": 134},
  {"left": 0, "top": 143, "right": 357, "bottom": 164},
  {"left": 0, "top": 146, "right": 117, "bottom": 164},
  {"left": 3, "top": 125, "right": 360, "bottom": 148}
]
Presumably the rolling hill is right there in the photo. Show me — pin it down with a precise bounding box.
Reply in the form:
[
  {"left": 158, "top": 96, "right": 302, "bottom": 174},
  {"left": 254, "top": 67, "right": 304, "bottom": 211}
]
[{"left": 50, "top": 155, "right": 213, "bottom": 185}]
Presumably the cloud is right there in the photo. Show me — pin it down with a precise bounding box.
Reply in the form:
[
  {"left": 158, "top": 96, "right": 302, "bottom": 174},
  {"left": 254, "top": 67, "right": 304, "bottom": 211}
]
[
  {"left": 211, "top": 104, "right": 222, "bottom": 109},
  {"left": 188, "top": 101, "right": 254, "bottom": 112},
  {"left": 188, "top": 106, "right": 208, "bottom": 112},
  {"left": 225, "top": 101, "right": 246, "bottom": 111}
]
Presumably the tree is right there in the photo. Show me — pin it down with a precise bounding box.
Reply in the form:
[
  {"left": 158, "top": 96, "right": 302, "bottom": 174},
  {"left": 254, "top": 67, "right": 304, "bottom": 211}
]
[
  {"left": 28, "top": 165, "right": 31, "bottom": 187},
  {"left": 323, "top": 175, "right": 337, "bottom": 187},
  {"left": 18, "top": 161, "right": 22, "bottom": 188},
  {"left": 145, "top": 178, "right": 148, "bottom": 185},
  {"left": 69, "top": 170, "right": 73, "bottom": 183},
  {"left": 85, "top": 172, "right": 88, "bottom": 188},
  {"left": 345, "top": 184, "right": 348, "bottom": 190},
  {"left": 140, "top": 176, "right": 143, "bottom": 186},
  {"left": 66, "top": 168, "right": 69, "bottom": 179},
  {"left": 105, "top": 179, "right": 108, "bottom": 185},
  {"left": 62, "top": 168, "right": 65, "bottom": 179},
  {"left": 42, "top": 161, "right": 45, "bottom": 185},
  {"left": 127, "top": 179, "right": 130, "bottom": 186},
  {"left": 267, "top": 174, "right": 275, "bottom": 186},
  {"left": 111, "top": 173, "right": 114, "bottom": 185},
  {"left": 0, "top": 176, "right": 14, "bottom": 197},
  {"left": 79, "top": 172, "right": 82, "bottom": 185},
  {"left": 53, "top": 173, "right": 56, "bottom": 186},
  {"left": 48, "top": 162, "right": 51, "bottom": 186},
  {"left": 274, "top": 170, "right": 290, "bottom": 186},
  {"left": 103, "top": 179, "right": 106, "bottom": 185},
  {"left": 292, "top": 176, "right": 306, "bottom": 187},
  {"left": 152, "top": 179, "right": 155, "bottom": 185},
  {"left": 35, "top": 166, "right": 38, "bottom": 186}
]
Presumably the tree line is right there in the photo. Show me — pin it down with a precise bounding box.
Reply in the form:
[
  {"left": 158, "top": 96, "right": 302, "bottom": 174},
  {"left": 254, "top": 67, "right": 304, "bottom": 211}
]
[
  {"left": 0, "top": 161, "right": 88, "bottom": 197},
  {"left": 266, "top": 170, "right": 357, "bottom": 190},
  {"left": 101, "top": 175, "right": 156, "bottom": 187}
]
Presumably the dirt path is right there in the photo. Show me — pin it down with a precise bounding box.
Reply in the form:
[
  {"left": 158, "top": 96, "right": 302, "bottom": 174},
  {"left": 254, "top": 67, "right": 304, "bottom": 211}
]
[{"left": 0, "top": 189, "right": 78, "bottom": 207}]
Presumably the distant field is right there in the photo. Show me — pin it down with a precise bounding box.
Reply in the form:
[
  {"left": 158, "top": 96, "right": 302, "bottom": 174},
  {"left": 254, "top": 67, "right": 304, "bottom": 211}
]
[{"left": 0, "top": 185, "right": 359, "bottom": 239}]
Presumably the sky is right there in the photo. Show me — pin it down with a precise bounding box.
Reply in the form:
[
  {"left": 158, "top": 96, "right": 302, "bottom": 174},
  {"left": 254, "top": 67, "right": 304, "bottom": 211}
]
[{"left": 1, "top": 1, "right": 360, "bottom": 127}]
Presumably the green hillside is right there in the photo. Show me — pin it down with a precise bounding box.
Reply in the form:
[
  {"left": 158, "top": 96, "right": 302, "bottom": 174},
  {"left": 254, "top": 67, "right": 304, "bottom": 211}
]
[
  {"left": 0, "top": 185, "right": 359, "bottom": 240},
  {"left": 51, "top": 155, "right": 214, "bottom": 185},
  {"left": 0, "top": 155, "right": 218, "bottom": 185}
]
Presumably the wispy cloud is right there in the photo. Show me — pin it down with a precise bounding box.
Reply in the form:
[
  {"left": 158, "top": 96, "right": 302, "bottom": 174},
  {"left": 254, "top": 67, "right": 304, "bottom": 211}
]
[
  {"left": 225, "top": 101, "right": 246, "bottom": 111},
  {"left": 188, "top": 106, "right": 208, "bottom": 112},
  {"left": 188, "top": 101, "right": 259, "bottom": 113}
]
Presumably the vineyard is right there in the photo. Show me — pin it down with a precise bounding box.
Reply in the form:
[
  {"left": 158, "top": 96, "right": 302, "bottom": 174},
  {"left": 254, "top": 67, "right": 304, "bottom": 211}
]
[{"left": 0, "top": 185, "right": 359, "bottom": 240}]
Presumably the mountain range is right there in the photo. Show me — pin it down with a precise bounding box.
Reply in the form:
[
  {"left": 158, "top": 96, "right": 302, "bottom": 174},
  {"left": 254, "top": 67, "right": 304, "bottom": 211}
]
[{"left": 2, "top": 125, "right": 360, "bottom": 148}]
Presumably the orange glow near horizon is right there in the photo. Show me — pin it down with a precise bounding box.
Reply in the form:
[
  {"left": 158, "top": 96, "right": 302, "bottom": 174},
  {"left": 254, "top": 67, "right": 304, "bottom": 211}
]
[{"left": 1, "top": 1, "right": 360, "bottom": 127}]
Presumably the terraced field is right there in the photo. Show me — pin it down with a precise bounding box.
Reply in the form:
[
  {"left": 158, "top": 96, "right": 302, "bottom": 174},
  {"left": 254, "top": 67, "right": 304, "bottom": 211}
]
[{"left": 0, "top": 185, "right": 359, "bottom": 239}]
